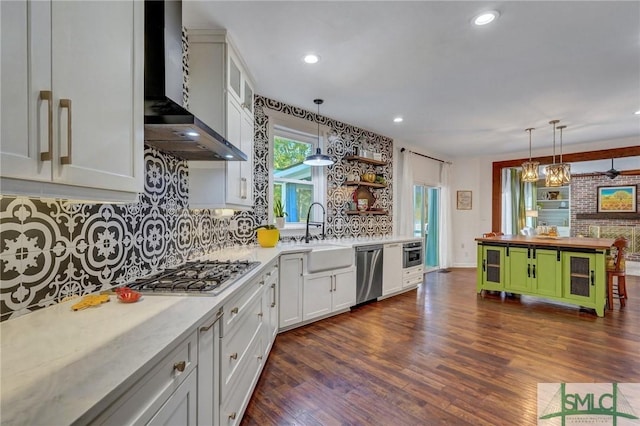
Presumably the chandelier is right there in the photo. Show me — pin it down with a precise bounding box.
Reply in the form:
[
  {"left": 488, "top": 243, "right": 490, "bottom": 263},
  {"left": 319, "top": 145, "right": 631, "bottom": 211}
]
[
  {"left": 521, "top": 127, "right": 539, "bottom": 182},
  {"left": 544, "top": 120, "right": 570, "bottom": 187}
]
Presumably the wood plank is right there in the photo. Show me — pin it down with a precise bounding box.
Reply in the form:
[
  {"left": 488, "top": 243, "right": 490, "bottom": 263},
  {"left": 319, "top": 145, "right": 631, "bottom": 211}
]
[{"left": 242, "top": 268, "right": 640, "bottom": 425}]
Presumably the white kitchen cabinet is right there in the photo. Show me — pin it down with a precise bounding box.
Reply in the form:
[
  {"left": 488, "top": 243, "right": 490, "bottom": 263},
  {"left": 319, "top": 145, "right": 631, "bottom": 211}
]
[
  {"left": 197, "top": 308, "right": 222, "bottom": 426},
  {"left": 91, "top": 331, "right": 198, "bottom": 425},
  {"left": 186, "top": 29, "right": 255, "bottom": 210},
  {"left": 262, "top": 261, "right": 279, "bottom": 354},
  {"left": 382, "top": 243, "right": 403, "bottom": 296},
  {"left": 302, "top": 267, "right": 356, "bottom": 322},
  {"left": 403, "top": 265, "right": 424, "bottom": 289},
  {"left": 147, "top": 369, "right": 197, "bottom": 426},
  {"left": 0, "top": 0, "right": 143, "bottom": 203},
  {"left": 279, "top": 253, "right": 304, "bottom": 329},
  {"left": 220, "top": 272, "right": 267, "bottom": 425}
]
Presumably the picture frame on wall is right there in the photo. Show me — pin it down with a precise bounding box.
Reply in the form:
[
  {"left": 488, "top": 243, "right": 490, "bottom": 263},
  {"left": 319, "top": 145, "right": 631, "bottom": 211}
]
[
  {"left": 457, "top": 190, "right": 472, "bottom": 210},
  {"left": 597, "top": 185, "right": 637, "bottom": 213}
]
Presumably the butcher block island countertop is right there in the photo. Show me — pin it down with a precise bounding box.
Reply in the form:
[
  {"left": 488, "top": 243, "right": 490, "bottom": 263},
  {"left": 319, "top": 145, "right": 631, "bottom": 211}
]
[
  {"left": 475, "top": 235, "right": 615, "bottom": 317},
  {"left": 475, "top": 234, "right": 615, "bottom": 250}
]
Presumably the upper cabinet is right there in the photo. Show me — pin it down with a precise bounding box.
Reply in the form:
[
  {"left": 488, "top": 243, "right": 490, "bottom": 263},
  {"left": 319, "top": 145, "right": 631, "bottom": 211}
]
[
  {"left": 0, "top": 0, "right": 144, "bottom": 202},
  {"left": 187, "top": 30, "right": 255, "bottom": 210}
]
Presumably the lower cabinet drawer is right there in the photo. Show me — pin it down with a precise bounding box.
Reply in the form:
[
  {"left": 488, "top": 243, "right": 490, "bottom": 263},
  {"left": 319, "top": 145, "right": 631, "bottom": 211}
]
[
  {"left": 147, "top": 369, "right": 197, "bottom": 426},
  {"left": 223, "top": 277, "right": 263, "bottom": 334},
  {"left": 92, "top": 331, "right": 197, "bottom": 425},
  {"left": 221, "top": 291, "right": 264, "bottom": 388},
  {"left": 220, "top": 333, "right": 264, "bottom": 426}
]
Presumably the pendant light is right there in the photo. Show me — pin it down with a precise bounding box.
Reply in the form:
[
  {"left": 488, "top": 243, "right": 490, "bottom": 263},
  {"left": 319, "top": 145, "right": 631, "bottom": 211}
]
[
  {"left": 557, "top": 124, "right": 571, "bottom": 185},
  {"left": 303, "top": 99, "right": 334, "bottom": 167},
  {"left": 544, "top": 119, "right": 564, "bottom": 187},
  {"left": 521, "top": 127, "right": 539, "bottom": 182}
]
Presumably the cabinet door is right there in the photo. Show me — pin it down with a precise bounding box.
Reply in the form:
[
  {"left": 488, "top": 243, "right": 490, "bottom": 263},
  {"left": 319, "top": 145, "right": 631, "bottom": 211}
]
[
  {"left": 51, "top": 1, "right": 142, "bottom": 193},
  {"left": 481, "top": 246, "right": 505, "bottom": 290},
  {"left": 225, "top": 98, "right": 247, "bottom": 206},
  {"left": 506, "top": 247, "right": 531, "bottom": 292},
  {"left": 197, "top": 310, "right": 221, "bottom": 426},
  {"left": 332, "top": 269, "right": 356, "bottom": 311},
  {"left": 382, "top": 243, "right": 403, "bottom": 295},
  {"left": 302, "top": 273, "right": 332, "bottom": 321},
  {"left": 534, "top": 248, "right": 562, "bottom": 297},
  {"left": 278, "top": 254, "right": 303, "bottom": 328},
  {"left": 1, "top": 0, "right": 52, "bottom": 182},
  {"left": 562, "top": 252, "right": 596, "bottom": 303},
  {"left": 262, "top": 263, "right": 278, "bottom": 350},
  {"left": 148, "top": 370, "right": 197, "bottom": 426}
]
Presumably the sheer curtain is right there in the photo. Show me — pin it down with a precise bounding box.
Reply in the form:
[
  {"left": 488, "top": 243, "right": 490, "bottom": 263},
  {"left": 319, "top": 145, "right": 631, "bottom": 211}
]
[
  {"left": 439, "top": 162, "right": 452, "bottom": 269},
  {"left": 398, "top": 149, "right": 414, "bottom": 236}
]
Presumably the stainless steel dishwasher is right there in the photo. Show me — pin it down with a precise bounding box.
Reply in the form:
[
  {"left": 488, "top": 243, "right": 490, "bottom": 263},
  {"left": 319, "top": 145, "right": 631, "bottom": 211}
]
[{"left": 355, "top": 244, "right": 383, "bottom": 305}]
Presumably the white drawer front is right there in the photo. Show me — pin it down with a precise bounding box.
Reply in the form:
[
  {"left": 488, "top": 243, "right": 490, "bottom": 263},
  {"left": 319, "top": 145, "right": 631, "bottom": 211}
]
[
  {"left": 94, "top": 331, "right": 197, "bottom": 425},
  {"left": 221, "top": 291, "right": 264, "bottom": 388},
  {"left": 223, "top": 277, "right": 263, "bottom": 333}
]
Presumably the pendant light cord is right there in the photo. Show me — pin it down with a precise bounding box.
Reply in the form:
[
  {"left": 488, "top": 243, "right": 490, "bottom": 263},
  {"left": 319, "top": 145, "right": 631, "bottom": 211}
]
[
  {"left": 549, "top": 120, "right": 560, "bottom": 164},
  {"left": 526, "top": 128, "right": 534, "bottom": 160}
]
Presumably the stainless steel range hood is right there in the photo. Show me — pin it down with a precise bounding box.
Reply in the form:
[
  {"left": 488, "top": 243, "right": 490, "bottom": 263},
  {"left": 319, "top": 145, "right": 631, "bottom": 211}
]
[{"left": 144, "top": 0, "right": 246, "bottom": 161}]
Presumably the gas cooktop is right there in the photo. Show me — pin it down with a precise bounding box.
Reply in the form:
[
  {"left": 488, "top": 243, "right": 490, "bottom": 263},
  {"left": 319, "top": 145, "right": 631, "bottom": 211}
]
[{"left": 127, "top": 260, "right": 260, "bottom": 296}]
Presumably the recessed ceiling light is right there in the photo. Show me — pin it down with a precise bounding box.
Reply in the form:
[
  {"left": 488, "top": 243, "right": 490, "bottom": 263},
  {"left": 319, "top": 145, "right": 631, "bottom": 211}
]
[
  {"left": 303, "top": 54, "right": 319, "bottom": 64},
  {"left": 473, "top": 10, "right": 499, "bottom": 26},
  {"left": 393, "top": 117, "right": 403, "bottom": 123},
  {"left": 635, "top": 110, "right": 640, "bottom": 115}
]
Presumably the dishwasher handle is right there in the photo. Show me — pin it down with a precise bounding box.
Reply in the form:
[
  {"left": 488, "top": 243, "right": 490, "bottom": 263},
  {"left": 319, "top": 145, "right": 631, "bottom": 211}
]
[{"left": 356, "top": 244, "right": 383, "bottom": 252}]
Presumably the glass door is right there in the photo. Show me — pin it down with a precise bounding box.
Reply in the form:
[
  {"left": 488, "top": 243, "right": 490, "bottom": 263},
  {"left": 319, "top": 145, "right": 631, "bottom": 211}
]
[{"left": 413, "top": 185, "right": 440, "bottom": 271}]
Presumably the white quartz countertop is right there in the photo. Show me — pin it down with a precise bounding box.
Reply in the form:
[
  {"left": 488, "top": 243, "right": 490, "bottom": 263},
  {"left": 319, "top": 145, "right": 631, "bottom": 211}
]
[{"left": 0, "top": 235, "right": 419, "bottom": 425}]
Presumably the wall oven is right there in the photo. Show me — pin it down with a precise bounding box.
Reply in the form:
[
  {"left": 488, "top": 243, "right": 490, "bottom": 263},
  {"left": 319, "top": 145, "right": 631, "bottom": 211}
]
[{"left": 403, "top": 241, "right": 423, "bottom": 268}]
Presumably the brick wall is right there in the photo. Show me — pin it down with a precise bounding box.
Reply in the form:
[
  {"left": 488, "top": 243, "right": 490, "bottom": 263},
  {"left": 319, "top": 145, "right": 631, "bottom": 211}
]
[{"left": 571, "top": 174, "right": 640, "bottom": 261}]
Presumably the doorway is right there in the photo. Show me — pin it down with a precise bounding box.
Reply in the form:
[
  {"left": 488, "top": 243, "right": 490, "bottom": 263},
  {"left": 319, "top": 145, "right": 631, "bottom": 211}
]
[{"left": 413, "top": 185, "right": 440, "bottom": 271}]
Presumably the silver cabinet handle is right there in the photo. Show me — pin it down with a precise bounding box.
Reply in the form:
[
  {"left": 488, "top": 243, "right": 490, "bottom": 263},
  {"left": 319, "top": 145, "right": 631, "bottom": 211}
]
[
  {"left": 271, "top": 282, "right": 276, "bottom": 307},
  {"left": 240, "top": 177, "right": 247, "bottom": 199},
  {"left": 39, "top": 91, "right": 53, "bottom": 161},
  {"left": 59, "top": 99, "right": 72, "bottom": 165}
]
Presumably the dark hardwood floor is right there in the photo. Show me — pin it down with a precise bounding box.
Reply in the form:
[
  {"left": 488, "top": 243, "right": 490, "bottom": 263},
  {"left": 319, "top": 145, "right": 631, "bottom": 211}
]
[{"left": 242, "top": 268, "right": 640, "bottom": 425}]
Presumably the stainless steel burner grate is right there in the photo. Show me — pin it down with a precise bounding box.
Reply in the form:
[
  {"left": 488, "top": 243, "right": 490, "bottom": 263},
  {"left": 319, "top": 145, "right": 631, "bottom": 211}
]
[{"left": 128, "top": 260, "right": 260, "bottom": 295}]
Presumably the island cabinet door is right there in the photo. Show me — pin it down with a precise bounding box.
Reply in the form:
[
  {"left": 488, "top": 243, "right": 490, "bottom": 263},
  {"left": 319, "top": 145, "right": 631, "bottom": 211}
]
[
  {"left": 534, "top": 248, "right": 562, "bottom": 297},
  {"left": 505, "top": 247, "right": 531, "bottom": 292},
  {"left": 562, "top": 252, "right": 596, "bottom": 303},
  {"left": 479, "top": 245, "right": 505, "bottom": 290}
]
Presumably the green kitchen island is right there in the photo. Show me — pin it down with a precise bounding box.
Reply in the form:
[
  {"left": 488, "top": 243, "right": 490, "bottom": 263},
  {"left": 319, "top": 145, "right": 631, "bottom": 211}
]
[{"left": 476, "top": 235, "right": 615, "bottom": 317}]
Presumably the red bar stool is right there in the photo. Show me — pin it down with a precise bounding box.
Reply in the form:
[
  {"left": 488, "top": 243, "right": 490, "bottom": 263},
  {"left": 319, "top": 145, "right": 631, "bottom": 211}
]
[{"left": 607, "top": 237, "right": 628, "bottom": 310}]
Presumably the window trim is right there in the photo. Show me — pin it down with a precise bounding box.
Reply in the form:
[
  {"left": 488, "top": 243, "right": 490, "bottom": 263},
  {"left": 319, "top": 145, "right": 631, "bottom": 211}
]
[{"left": 266, "top": 109, "right": 328, "bottom": 235}]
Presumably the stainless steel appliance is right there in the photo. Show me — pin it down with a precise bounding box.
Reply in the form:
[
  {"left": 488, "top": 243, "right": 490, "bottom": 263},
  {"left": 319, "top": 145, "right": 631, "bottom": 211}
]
[
  {"left": 403, "top": 241, "right": 423, "bottom": 268},
  {"left": 144, "top": 0, "right": 247, "bottom": 161},
  {"left": 355, "top": 244, "right": 383, "bottom": 305},
  {"left": 127, "top": 260, "right": 260, "bottom": 295}
]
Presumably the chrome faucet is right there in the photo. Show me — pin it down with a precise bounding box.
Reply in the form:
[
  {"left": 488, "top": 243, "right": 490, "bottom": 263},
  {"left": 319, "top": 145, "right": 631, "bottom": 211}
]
[{"left": 305, "top": 202, "right": 326, "bottom": 243}]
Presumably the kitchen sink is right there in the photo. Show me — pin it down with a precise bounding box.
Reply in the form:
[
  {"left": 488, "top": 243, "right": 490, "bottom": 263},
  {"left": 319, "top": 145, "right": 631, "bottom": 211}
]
[{"left": 306, "top": 244, "right": 354, "bottom": 273}]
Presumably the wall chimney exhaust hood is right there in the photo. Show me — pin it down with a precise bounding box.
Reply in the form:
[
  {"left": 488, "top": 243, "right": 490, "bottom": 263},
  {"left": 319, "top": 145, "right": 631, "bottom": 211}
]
[{"left": 144, "top": 0, "right": 247, "bottom": 161}]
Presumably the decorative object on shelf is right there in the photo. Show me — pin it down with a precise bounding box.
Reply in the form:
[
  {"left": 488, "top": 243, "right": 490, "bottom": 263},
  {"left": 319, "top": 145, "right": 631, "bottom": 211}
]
[
  {"left": 357, "top": 199, "right": 368, "bottom": 211},
  {"left": 373, "top": 152, "right": 383, "bottom": 161},
  {"left": 597, "top": 185, "right": 637, "bottom": 213},
  {"left": 254, "top": 225, "right": 280, "bottom": 247},
  {"left": 361, "top": 172, "right": 376, "bottom": 183},
  {"left": 353, "top": 186, "right": 376, "bottom": 210},
  {"left": 273, "top": 199, "right": 287, "bottom": 228},
  {"left": 456, "top": 190, "right": 472, "bottom": 210},
  {"left": 303, "top": 99, "right": 334, "bottom": 167},
  {"left": 544, "top": 119, "right": 570, "bottom": 187},
  {"left": 521, "top": 127, "right": 539, "bottom": 182},
  {"left": 546, "top": 191, "right": 560, "bottom": 200}
]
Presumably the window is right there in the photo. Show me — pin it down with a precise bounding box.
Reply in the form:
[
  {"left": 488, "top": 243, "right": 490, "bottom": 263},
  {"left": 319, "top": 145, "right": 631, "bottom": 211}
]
[{"left": 272, "top": 124, "right": 326, "bottom": 228}]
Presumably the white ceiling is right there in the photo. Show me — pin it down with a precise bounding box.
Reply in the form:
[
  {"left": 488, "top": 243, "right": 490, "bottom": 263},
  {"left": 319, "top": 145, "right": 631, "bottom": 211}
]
[{"left": 183, "top": 1, "right": 640, "bottom": 159}]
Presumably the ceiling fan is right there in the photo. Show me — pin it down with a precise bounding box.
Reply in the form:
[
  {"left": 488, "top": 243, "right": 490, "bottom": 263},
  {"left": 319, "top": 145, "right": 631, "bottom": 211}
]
[
  {"left": 603, "top": 158, "right": 621, "bottom": 179},
  {"left": 577, "top": 158, "right": 635, "bottom": 179}
]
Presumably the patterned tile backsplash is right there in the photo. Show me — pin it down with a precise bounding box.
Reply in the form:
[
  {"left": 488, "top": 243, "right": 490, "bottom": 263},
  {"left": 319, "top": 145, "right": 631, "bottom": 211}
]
[{"left": 0, "top": 95, "right": 394, "bottom": 321}]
